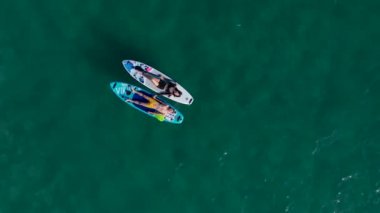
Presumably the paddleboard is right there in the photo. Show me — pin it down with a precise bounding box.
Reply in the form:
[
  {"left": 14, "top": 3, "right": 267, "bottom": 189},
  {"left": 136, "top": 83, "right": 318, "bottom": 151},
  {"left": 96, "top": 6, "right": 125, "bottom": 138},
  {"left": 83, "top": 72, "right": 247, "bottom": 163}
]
[
  {"left": 122, "top": 60, "right": 194, "bottom": 105},
  {"left": 110, "top": 82, "right": 184, "bottom": 124}
]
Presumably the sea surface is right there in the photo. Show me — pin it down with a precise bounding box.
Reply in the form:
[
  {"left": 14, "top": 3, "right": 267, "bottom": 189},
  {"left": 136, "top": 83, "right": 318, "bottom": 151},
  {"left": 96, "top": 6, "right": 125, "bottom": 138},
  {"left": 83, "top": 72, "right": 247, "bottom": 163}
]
[{"left": 0, "top": 0, "right": 380, "bottom": 212}]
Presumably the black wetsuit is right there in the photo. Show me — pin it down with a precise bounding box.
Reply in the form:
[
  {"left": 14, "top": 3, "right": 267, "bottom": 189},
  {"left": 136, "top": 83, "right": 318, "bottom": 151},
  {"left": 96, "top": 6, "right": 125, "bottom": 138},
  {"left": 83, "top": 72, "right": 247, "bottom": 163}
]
[
  {"left": 134, "top": 65, "right": 176, "bottom": 96},
  {"left": 156, "top": 79, "right": 167, "bottom": 90},
  {"left": 158, "top": 81, "right": 177, "bottom": 96}
]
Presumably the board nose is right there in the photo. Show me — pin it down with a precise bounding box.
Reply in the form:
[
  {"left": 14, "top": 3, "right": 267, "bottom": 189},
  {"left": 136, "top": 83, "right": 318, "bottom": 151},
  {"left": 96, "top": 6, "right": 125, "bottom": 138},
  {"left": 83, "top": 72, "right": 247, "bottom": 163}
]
[
  {"left": 122, "top": 60, "right": 134, "bottom": 71},
  {"left": 110, "top": 82, "right": 117, "bottom": 89}
]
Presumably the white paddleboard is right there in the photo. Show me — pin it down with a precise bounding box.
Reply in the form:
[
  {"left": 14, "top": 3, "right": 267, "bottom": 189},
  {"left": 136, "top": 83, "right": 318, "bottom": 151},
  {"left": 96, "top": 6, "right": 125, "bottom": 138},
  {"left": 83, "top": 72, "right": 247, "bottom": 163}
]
[{"left": 122, "top": 60, "right": 194, "bottom": 105}]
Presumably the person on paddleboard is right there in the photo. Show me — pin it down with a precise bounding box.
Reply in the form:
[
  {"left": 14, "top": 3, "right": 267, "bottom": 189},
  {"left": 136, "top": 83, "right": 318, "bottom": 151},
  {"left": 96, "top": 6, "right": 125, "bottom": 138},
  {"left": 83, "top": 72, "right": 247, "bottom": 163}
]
[
  {"left": 133, "top": 66, "right": 182, "bottom": 98},
  {"left": 126, "top": 87, "right": 175, "bottom": 121}
]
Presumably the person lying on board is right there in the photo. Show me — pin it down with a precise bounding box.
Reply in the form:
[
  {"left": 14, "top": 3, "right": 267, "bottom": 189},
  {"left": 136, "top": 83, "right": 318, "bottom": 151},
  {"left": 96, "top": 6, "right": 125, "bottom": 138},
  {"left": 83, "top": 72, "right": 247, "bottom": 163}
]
[
  {"left": 133, "top": 66, "right": 183, "bottom": 98},
  {"left": 126, "top": 87, "right": 175, "bottom": 121}
]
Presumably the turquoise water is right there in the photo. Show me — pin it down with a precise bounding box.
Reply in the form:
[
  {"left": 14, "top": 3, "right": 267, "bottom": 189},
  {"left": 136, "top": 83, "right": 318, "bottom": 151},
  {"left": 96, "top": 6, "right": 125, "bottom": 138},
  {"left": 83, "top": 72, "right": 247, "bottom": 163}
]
[{"left": 1, "top": 0, "right": 380, "bottom": 212}]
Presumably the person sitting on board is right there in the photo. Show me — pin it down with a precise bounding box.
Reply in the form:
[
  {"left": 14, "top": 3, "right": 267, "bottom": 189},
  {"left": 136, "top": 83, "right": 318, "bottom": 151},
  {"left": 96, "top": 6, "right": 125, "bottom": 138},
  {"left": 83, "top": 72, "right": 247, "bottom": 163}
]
[
  {"left": 133, "top": 66, "right": 182, "bottom": 98},
  {"left": 126, "top": 88, "right": 175, "bottom": 121}
]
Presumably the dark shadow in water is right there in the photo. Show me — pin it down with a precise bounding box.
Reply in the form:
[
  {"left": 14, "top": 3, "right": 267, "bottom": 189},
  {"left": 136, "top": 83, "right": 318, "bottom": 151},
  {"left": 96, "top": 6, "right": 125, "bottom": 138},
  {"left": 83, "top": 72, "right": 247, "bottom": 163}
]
[{"left": 78, "top": 23, "right": 157, "bottom": 80}]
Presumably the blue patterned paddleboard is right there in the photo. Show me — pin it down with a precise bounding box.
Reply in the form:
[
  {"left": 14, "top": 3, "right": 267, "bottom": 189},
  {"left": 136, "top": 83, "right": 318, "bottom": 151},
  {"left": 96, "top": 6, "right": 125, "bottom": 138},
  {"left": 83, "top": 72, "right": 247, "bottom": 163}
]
[{"left": 110, "top": 82, "right": 184, "bottom": 124}]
